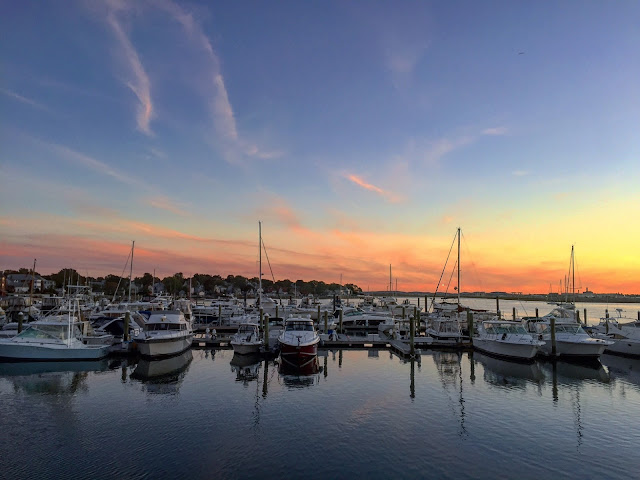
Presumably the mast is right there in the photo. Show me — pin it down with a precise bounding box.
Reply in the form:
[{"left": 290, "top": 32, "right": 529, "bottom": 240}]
[
  {"left": 259, "top": 221, "right": 262, "bottom": 307},
  {"left": 128, "top": 240, "right": 135, "bottom": 303},
  {"left": 571, "top": 245, "right": 575, "bottom": 304},
  {"left": 389, "top": 264, "right": 392, "bottom": 293},
  {"left": 457, "top": 227, "right": 461, "bottom": 309},
  {"left": 29, "top": 258, "right": 36, "bottom": 320}
]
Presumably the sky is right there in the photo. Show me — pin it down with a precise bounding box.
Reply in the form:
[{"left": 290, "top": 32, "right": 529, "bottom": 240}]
[{"left": 1, "top": 0, "right": 639, "bottom": 294}]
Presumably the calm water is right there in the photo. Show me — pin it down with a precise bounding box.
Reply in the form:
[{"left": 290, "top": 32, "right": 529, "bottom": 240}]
[{"left": 2, "top": 346, "right": 640, "bottom": 480}]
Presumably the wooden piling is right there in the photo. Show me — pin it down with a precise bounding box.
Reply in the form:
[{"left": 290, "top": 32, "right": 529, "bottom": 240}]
[
  {"left": 467, "top": 309, "right": 473, "bottom": 345},
  {"left": 535, "top": 308, "right": 539, "bottom": 317},
  {"left": 275, "top": 305, "right": 279, "bottom": 319},
  {"left": 17, "top": 312, "right": 23, "bottom": 334},
  {"left": 260, "top": 308, "right": 264, "bottom": 333},
  {"left": 584, "top": 308, "right": 588, "bottom": 326},
  {"left": 124, "top": 311, "right": 130, "bottom": 342},
  {"left": 409, "top": 313, "right": 415, "bottom": 357},
  {"left": 264, "top": 314, "right": 269, "bottom": 349},
  {"left": 339, "top": 308, "right": 343, "bottom": 333},
  {"left": 324, "top": 311, "right": 328, "bottom": 333},
  {"left": 550, "top": 317, "right": 557, "bottom": 357},
  {"left": 496, "top": 296, "right": 500, "bottom": 319},
  {"left": 218, "top": 305, "right": 222, "bottom": 321},
  {"left": 512, "top": 307, "right": 516, "bottom": 321},
  {"left": 317, "top": 305, "right": 321, "bottom": 322},
  {"left": 576, "top": 310, "right": 581, "bottom": 324}
]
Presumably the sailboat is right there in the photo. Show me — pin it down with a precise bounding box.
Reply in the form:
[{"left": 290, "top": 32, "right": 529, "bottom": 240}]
[
  {"left": 231, "top": 221, "right": 263, "bottom": 355},
  {"left": 526, "top": 246, "right": 612, "bottom": 358}
]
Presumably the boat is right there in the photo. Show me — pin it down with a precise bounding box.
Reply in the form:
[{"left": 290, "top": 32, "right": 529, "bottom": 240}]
[
  {"left": 278, "top": 316, "right": 320, "bottom": 367},
  {"left": 230, "top": 322, "right": 262, "bottom": 355},
  {"left": 526, "top": 312, "right": 612, "bottom": 358},
  {"left": 0, "top": 317, "right": 110, "bottom": 361},
  {"left": 133, "top": 310, "right": 193, "bottom": 358},
  {"left": 524, "top": 247, "right": 612, "bottom": 359},
  {"left": 590, "top": 309, "right": 640, "bottom": 357},
  {"left": 473, "top": 320, "right": 544, "bottom": 360}
]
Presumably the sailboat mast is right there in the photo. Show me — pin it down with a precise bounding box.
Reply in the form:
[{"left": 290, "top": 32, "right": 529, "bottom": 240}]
[
  {"left": 571, "top": 245, "right": 575, "bottom": 304},
  {"left": 457, "top": 227, "right": 461, "bottom": 308},
  {"left": 389, "top": 264, "right": 392, "bottom": 293},
  {"left": 259, "top": 221, "right": 262, "bottom": 306},
  {"left": 128, "top": 241, "right": 135, "bottom": 303}
]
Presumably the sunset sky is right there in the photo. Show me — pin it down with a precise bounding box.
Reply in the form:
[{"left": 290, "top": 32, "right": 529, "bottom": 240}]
[{"left": 1, "top": 1, "right": 639, "bottom": 294}]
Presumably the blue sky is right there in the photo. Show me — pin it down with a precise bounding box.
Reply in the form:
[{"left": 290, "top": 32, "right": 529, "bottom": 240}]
[{"left": 1, "top": 1, "right": 639, "bottom": 293}]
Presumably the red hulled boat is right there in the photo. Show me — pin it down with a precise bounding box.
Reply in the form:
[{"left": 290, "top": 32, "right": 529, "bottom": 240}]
[{"left": 278, "top": 316, "right": 320, "bottom": 367}]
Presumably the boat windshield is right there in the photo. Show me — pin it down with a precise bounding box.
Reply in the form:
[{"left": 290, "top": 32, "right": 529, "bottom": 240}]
[
  {"left": 17, "top": 324, "right": 74, "bottom": 341},
  {"left": 554, "top": 324, "right": 585, "bottom": 334},
  {"left": 145, "top": 323, "right": 186, "bottom": 331},
  {"left": 285, "top": 322, "right": 314, "bottom": 331},
  {"left": 485, "top": 323, "right": 528, "bottom": 334},
  {"left": 237, "top": 325, "right": 257, "bottom": 334}
]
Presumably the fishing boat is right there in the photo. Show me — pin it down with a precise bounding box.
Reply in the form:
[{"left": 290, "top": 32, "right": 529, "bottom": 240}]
[
  {"left": 230, "top": 322, "right": 262, "bottom": 355},
  {"left": 590, "top": 309, "right": 640, "bottom": 357},
  {"left": 473, "top": 320, "right": 544, "bottom": 360},
  {"left": 278, "top": 316, "right": 319, "bottom": 366},
  {"left": 0, "top": 317, "right": 110, "bottom": 360},
  {"left": 133, "top": 310, "right": 193, "bottom": 358}
]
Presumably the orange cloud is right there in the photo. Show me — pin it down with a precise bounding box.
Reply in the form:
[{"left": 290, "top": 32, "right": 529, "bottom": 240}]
[{"left": 346, "top": 174, "right": 401, "bottom": 203}]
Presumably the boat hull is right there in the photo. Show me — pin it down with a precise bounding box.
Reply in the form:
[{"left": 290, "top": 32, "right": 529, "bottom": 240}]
[
  {"left": 539, "top": 338, "right": 607, "bottom": 358},
  {"left": 473, "top": 338, "right": 540, "bottom": 360},
  {"left": 135, "top": 334, "right": 193, "bottom": 358},
  {"left": 603, "top": 338, "right": 640, "bottom": 357},
  {"left": 279, "top": 341, "right": 318, "bottom": 366},
  {"left": 0, "top": 342, "right": 109, "bottom": 361}
]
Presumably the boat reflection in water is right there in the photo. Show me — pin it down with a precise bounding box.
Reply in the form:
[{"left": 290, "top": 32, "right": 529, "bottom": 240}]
[
  {"left": 278, "top": 356, "right": 321, "bottom": 388},
  {"left": 130, "top": 349, "right": 193, "bottom": 393},
  {"left": 542, "top": 358, "right": 610, "bottom": 384},
  {"left": 0, "top": 359, "right": 110, "bottom": 395},
  {"left": 474, "top": 351, "right": 545, "bottom": 388},
  {"left": 601, "top": 354, "right": 640, "bottom": 389},
  {"left": 230, "top": 353, "right": 262, "bottom": 383}
]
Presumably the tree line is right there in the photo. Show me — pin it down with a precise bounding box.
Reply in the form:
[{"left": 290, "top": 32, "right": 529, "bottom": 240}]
[{"left": 3, "top": 268, "right": 363, "bottom": 298}]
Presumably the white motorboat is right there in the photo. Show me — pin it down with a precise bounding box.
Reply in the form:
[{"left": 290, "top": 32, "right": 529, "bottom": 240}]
[
  {"left": 0, "top": 317, "right": 109, "bottom": 360},
  {"left": 424, "top": 315, "right": 469, "bottom": 345},
  {"left": 591, "top": 310, "right": 640, "bottom": 357},
  {"left": 133, "top": 310, "right": 193, "bottom": 358},
  {"left": 526, "top": 314, "right": 612, "bottom": 358},
  {"left": 473, "top": 320, "right": 544, "bottom": 360},
  {"left": 230, "top": 322, "right": 262, "bottom": 355},
  {"left": 278, "top": 316, "right": 320, "bottom": 367}
]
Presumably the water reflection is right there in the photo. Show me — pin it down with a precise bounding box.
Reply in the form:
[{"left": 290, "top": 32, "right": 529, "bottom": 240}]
[
  {"left": 0, "top": 359, "right": 110, "bottom": 395},
  {"left": 601, "top": 354, "right": 640, "bottom": 389},
  {"left": 130, "top": 350, "right": 193, "bottom": 393},
  {"left": 278, "top": 357, "right": 321, "bottom": 388},
  {"left": 432, "top": 351, "right": 467, "bottom": 437},
  {"left": 230, "top": 353, "right": 262, "bottom": 384},
  {"left": 474, "top": 351, "right": 545, "bottom": 388}
]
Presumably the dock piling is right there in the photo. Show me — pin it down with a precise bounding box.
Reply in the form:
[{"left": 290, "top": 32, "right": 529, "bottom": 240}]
[
  {"left": 124, "top": 311, "right": 130, "bottom": 342},
  {"left": 264, "top": 314, "right": 269, "bottom": 349},
  {"left": 324, "top": 311, "right": 328, "bottom": 334},
  {"left": 551, "top": 318, "right": 557, "bottom": 357},
  {"left": 512, "top": 307, "right": 516, "bottom": 321},
  {"left": 339, "top": 308, "right": 343, "bottom": 334}
]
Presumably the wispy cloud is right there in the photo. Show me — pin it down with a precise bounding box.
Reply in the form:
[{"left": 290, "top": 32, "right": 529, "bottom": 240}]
[
  {"left": 345, "top": 174, "right": 402, "bottom": 203},
  {"left": 157, "top": 0, "right": 280, "bottom": 164},
  {"left": 483, "top": 127, "right": 508, "bottom": 136},
  {"left": 47, "top": 141, "right": 141, "bottom": 187},
  {"left": 145, "top": 195, "right": 191, "bottom": 216},
  {"left": 253, "top": 195, "right": 314, "bottom": 236},
  {"left": 105, "top": 2, "right": 154, "bottom": 135},
  {"left": 0, "top": 88, "right": 50, "bottom": 112}
]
